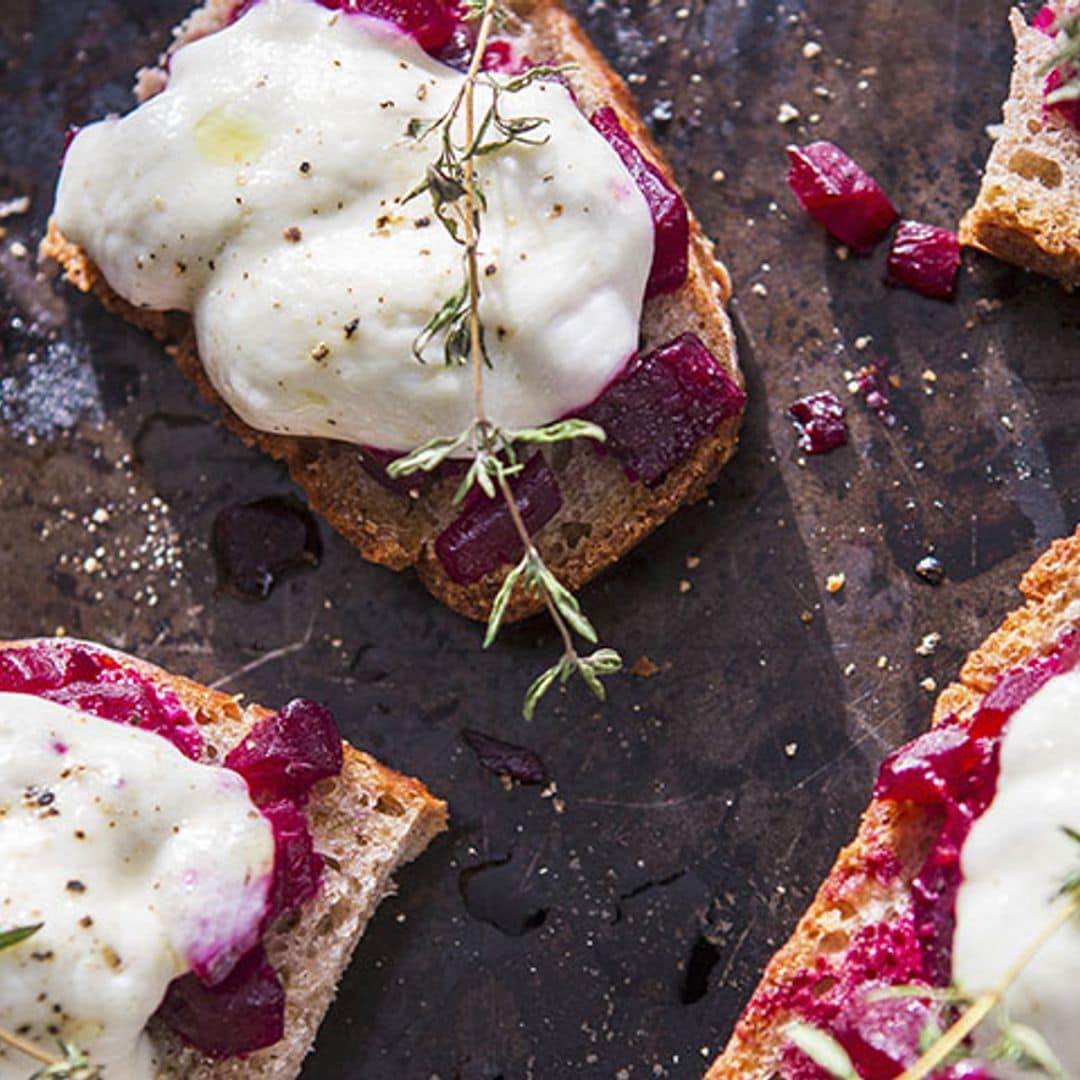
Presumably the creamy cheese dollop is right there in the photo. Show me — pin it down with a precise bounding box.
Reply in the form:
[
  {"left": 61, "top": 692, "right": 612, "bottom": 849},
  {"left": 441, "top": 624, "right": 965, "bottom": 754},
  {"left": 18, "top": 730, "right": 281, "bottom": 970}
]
[
  {"left": 53, "top": 0, "right": 654, "bottom": 453},
  {"left": 953, "top": 666, "right": 1080, "bottom": 1077},
  {"left": 0, "top": 693, "right": 274, "bottom": 1080}
]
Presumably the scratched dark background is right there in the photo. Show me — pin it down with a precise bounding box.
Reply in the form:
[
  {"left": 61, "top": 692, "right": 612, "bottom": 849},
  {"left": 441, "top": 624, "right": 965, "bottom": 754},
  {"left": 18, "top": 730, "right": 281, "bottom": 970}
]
[{"left": 0, "top": 0, "right": 1077, "bottom": 1076}]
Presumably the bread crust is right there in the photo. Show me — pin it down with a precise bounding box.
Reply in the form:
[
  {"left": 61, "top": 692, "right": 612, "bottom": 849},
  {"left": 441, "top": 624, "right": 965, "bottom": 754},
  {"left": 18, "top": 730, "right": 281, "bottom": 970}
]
[
  {"left": 959, "top": 5, "right": 1080, "bottom": 289},
  {"left": 39, "top": 0, "right": 742, "bottom": 623},
  {"left": 705, "top": 528, "right": 1080, "bottom": 1080},
  {"left": 0, "top": 638, "right": 447, "bottom": 1080}
]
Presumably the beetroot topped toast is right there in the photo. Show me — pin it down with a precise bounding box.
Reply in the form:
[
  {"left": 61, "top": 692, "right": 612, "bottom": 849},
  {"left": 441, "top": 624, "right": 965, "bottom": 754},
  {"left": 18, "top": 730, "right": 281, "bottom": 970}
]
[
  {"left": 707, "top": 528, "right": 1080, "bottom": 1079},
  {"left": 43, "top": 0, "right": 743, "bottom": 623}
]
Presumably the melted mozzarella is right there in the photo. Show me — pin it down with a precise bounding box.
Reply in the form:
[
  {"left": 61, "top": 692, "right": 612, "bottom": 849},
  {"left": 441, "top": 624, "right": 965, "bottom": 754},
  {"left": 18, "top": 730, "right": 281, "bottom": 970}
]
[
  {"left": 953, "top": 666, "right": 1080, "bottom": 1076},
  {"left": 53, "top": 0, "right": 654, "bottom": 453},
  {"left": 0, "top": 694, "right": 273, "bottom": 1080}
]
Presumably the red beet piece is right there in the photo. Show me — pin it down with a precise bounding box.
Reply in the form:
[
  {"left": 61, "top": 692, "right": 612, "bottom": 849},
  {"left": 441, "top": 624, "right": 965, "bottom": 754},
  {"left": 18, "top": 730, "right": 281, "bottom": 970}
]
[
  {"left": 1045, "top": 67, "right": 1080, "bottom": 129},
  {"left": 0, "top": 641, "right": 203, "bottom": 759},
  {"left": 157, "top": 946, "right": 285, "bottom": 1058},
  {"left": 831, "top": 987, "right": 935, "bottom": 1078},
  {"left": 786, "top": 142, "right": 898, "bottom": 254},
  {"left": 230, "top": 0, "right": 460, "bottom": 52},
  {"left": 1033, "top": 5, "right": 1059, "bottom": 33},
  {"left": 261, "top": 798, "right": 324, "bottom": 917},
  {"left": 434, "top": 452, "right": 563, "bottom": 586},
  {"left": 886, "top": 220, "right": 961, "bottom": 299},
  {"left": 788, "top": 391, "right": 848, "bottom": 455},
  {"left": 462, "top": 728, "right": 548, "bottom": 785},
  {"left": 225, "top": 698, "right": 343, "bottom": 804},
  {"left": 590, "top": 107, "right": 689, "bottom": 298},
  {"left": 579, "top": 333, "right": 746, "bottom": 486}
]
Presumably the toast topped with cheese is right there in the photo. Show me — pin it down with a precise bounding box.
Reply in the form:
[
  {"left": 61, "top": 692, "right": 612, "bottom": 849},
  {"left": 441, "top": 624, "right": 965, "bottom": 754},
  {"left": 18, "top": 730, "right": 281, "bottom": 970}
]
[
  {"left": 706, "top": 528, "right": 1080, "bottom": 1079},
  {"left": 0, "top": 637, "right": 446, "bottom": 1079},
  {"left": 42, "top": 0, "right": 743, "bottom": 624}
]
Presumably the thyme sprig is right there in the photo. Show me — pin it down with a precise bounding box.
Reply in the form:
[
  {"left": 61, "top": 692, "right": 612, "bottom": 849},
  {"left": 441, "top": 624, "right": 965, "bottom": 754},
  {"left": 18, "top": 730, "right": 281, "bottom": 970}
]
[
  {"left": 786, "top": 825, "right": 1080, "bottom": 1080},
  {"left": 0, "top": 925, "right": 102, "bottom": 1079},
  {"left": 1040, "top": 7, "right": 1080, "bottom": 105},
  {"left": 391, "top": 0, "right": 623, "bottom": 717}
]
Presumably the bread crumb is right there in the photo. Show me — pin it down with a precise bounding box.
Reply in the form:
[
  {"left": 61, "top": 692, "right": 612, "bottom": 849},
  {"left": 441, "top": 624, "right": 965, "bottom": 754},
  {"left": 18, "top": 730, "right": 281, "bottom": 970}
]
[
  {"left": 802, "top": 41, "right": 822, "bottom": 59},
  {"left": 751, "top": 282, "right": 768, "bottom": 296},
  {"left": 629, "top": 655, "right": 660, "bottom": 679},
  {"left": 784, "top": 742, "right": 798, "bottom": 757},
  {"left": 799, "top": 609, "right": 814, "bottom": 624},
  {"left": 686, "top": 554, "right": 701, "bottom": 570},
  {"left": 678, "top": 579, "right": 692, "bottom": 594},
  {"left": 0, "top": 195, "right": 30, "bottom": 219},
  {"left": 854, "top": 335, "right": 872, "bottom": 351},
  {"left": 835, "top": 244, "right": 850, "bottom": 260},
  {"left": 876, "top": 655, "right": 888, "bottom": 669},
  {"left": 915, "top": 632, "right": 941, "bottom": 657},
  {"left": 777, "top": 102, "right": 801, "bottom": 124},
  {"left": 921, "top": 368, "right": 937, "bottom": 383},
  {"left": 825, "top": 572, "right": 846, "bottom": 594},
  {"left": 844, "top": 662, "right": 856, "bottom": 677},
  {"left": 8, "top": 240, "right": 28, "bottom": 259},
  {"left": 711, "top": 168, "right": 726, "bottom": 183},
  {"left": 920, "top": 677, "right": 937, "bottom": 692}
]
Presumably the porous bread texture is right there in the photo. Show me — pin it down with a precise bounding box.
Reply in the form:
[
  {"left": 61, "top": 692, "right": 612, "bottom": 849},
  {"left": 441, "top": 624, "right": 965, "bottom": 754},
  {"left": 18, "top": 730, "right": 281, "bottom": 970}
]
[
  {"left": 40, "top": 0, "right": 742, "bottom": 624},
  {"left": 959, "top": 3, "right": 1080, "bottom": 288},
  {"left": 705, "top": 527, "right": 1080, "bottom": 1080},
  {"left": 0, "top": 639, "right": 447, "bottom": 1080}
]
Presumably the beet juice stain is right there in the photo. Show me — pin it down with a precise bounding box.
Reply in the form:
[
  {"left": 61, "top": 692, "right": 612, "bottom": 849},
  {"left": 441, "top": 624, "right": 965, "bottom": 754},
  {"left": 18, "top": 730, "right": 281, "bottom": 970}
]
[{"left": 212, "top": 496, "right": 322, "bottom": 598}]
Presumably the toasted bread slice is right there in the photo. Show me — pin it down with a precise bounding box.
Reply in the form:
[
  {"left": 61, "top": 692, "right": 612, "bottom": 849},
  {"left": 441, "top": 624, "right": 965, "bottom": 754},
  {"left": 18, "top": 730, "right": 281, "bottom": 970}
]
[
  {"left": 0, "top": 638, "right": 447, "bottom": 1080},
  {"left": 705, "top": 527, "right": 1080, "bottom": 1079},
  {"left": 959, "top": 4, "right": 1080, "bottom": 288},
  {"left": 40, "top": 0, "right": 741, "bottom": 624}
]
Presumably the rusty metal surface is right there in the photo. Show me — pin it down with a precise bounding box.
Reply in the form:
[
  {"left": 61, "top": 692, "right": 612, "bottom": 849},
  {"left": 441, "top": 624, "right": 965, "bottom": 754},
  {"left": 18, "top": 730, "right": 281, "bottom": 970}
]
[{"left": 0, "top": 0, "right": 1077, "bottom": 1076}]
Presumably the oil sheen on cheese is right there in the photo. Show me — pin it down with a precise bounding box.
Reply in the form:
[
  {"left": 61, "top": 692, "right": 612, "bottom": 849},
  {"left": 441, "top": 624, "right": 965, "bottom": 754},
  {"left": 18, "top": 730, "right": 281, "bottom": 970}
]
[
  {"left": 53, "top": 0, "right": 654, "bottom": 453},
  {"left": 953, "top": 666, "right": 1080, "bottom": 1077},
  {"left": 0, "top": 693, "right": 273, "bottom": 1080}
]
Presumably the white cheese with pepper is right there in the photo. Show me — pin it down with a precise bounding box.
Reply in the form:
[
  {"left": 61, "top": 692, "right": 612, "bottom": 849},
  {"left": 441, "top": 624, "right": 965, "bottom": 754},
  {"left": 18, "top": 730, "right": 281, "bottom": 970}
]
[
  {"left": 953, "top": 666, "right": 1080, "bottom": 1077},
  {"left": 0, "top": 693, "right": 274, "bottom": 1080},
  {"left": 53, "top": 0, "right": 654, "bottom": 453}
]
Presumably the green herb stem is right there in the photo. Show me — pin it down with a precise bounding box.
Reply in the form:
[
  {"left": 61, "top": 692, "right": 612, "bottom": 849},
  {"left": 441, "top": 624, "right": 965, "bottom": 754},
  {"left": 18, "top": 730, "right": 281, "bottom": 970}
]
[{"left": 896, "top": 889, "right": 1080, "bottom": 1080}]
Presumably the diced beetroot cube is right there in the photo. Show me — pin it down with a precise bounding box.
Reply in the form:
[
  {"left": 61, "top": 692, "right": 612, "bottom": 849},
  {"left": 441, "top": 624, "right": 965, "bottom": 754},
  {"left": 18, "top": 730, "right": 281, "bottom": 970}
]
[
  {"left": 786, "top": 142, "right": 898, "bottom": 254},
  {"left": 578, "top": 333, "right": 746, "bottom": 486},
  {"left": 788, "top": 391, "right": 848, "bottom": 455},
  {"left": 261, "top": 798, "right": 325, "bottom": 917},
  {"left": 1045, "top": 67, "right": 1080, "bottom": 129},
  {"left": 1033, "top": 5, "right": 1059, "bottom": 34},
  {"left": 225, "top": 698, "right": 343, "bottom": 804},
  {"left": 158, "top": 946, "right": 285, "bottom": 1057},
  {"left": 230, "top": 0, "right": 460, "bottom": 52},
  {"left": 590, "top": 107, "right": 689, "bottom": 298},
  {"left": 886, "top": 221, "right": 961, "bottom": 299},
  {"left": 434, "top": 452, "right": 563, "bottom": 586}
]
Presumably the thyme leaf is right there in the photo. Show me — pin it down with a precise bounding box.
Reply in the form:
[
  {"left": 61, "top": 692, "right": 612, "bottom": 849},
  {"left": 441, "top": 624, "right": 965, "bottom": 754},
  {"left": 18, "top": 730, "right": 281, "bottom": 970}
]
[
  {"left": 0, "top": 924, "right": 43, "bottom": 952},
  {"left": 989, "top": 1020, "right": 1065, "bottom": 1078},
  {"left": 785, "top": 1024, "right": 860, "bottom": 1080},
  {"left": 29, "top": 1042, "right": 103, "bottom": 1080}
]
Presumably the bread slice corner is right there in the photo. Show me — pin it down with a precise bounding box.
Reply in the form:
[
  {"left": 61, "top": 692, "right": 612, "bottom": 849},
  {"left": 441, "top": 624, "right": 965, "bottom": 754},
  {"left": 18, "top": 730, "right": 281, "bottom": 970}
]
[
  {"left": 959, "top": 5, "right": 1080, "bottom": 288},
  {"left": 705, "top": 527, "right": 1080, "bottom": 1079}
]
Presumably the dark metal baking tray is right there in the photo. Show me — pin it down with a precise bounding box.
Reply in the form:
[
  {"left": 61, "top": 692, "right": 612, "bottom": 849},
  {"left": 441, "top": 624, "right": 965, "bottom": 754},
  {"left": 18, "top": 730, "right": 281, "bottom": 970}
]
[{"left": 1, "top": 0, "right": 1077, "bottom": 1075}]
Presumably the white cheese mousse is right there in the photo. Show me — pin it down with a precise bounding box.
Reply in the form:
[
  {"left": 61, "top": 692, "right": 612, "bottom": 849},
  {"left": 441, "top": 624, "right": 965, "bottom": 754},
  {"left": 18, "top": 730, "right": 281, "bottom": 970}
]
[
  {"left": 0, "top": 693, "right": 274, "bottom": 1080},
  {"left": 53, "top": 0, "right": 654, "bottom": 453},
  {"left": 953, "top": 665, "right": 1080, "bottom": 1077}
]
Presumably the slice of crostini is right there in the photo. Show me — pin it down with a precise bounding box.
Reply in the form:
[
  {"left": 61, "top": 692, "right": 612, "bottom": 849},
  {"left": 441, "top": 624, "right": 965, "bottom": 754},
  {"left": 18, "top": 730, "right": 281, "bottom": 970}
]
[
  {"left": 707, "top": 527, "right": 1080, "bottom": 1079},
  {"left": 0, "top": 637, "right": 446, "bottom": 1079},
  {"left": 41, "top": 0, "right": 743, "bottom": 624}
]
